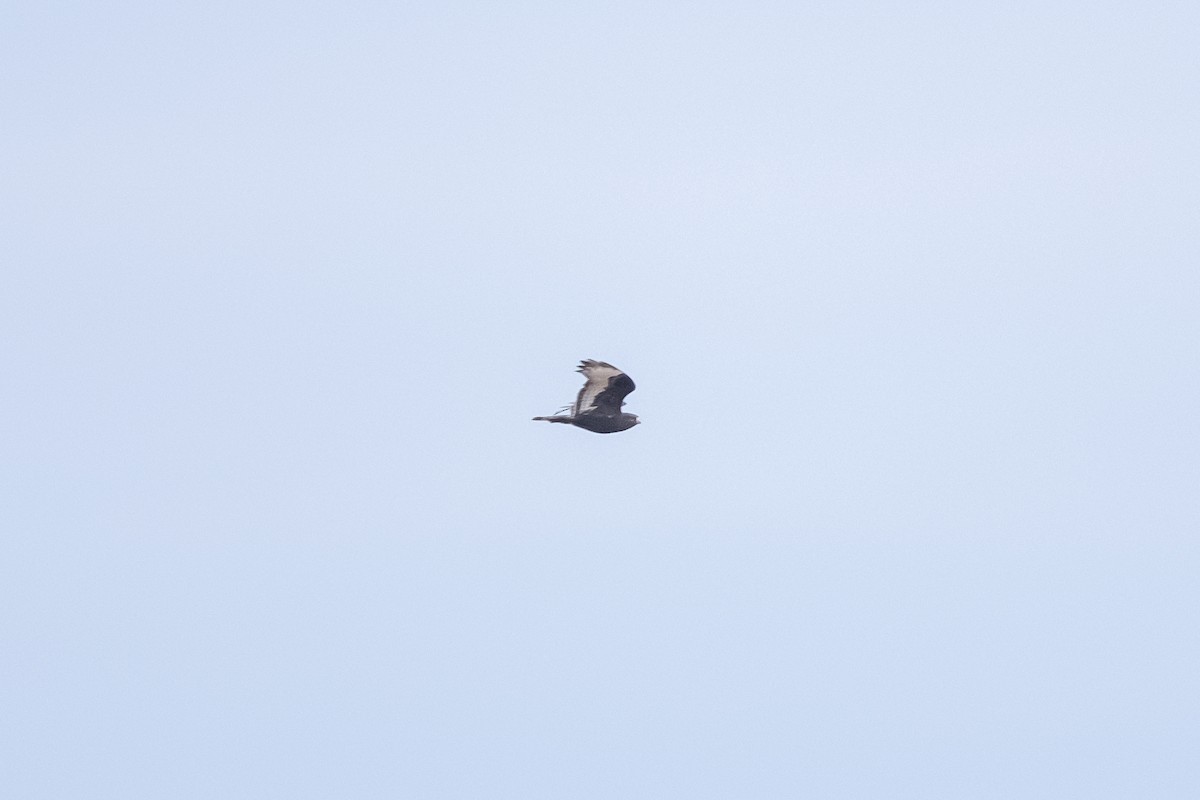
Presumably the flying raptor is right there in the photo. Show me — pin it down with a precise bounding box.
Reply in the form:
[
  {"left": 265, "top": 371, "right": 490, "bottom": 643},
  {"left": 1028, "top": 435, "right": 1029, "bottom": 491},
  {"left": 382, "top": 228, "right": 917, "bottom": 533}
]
[{"left": 533, "top": 360, "right": 641, "bottom": 434}]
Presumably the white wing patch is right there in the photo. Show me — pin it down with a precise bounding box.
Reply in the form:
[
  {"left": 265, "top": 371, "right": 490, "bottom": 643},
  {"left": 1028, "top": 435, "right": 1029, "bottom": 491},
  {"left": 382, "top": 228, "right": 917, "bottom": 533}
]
[{"left": 574, "top": 359, "right": 624, "bottom": 415}]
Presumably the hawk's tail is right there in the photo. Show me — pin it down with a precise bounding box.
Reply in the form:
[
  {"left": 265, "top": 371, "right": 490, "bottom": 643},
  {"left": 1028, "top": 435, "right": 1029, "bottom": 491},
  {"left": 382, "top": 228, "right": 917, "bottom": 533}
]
[{"left": 532, "top": 415, "right": 573, "bottom": 424}]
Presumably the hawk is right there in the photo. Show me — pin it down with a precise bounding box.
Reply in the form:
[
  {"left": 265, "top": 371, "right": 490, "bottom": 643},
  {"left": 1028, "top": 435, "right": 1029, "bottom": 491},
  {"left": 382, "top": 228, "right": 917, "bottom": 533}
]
[{"left": 533, "top": 360, "right": 641, "bottom": 434}]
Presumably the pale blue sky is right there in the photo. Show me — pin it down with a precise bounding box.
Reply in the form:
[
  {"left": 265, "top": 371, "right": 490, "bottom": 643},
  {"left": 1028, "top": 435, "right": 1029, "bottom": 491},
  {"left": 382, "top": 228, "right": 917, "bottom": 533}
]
[{"left": 3, "top": 3, "right": 1199, "bottom": 798}]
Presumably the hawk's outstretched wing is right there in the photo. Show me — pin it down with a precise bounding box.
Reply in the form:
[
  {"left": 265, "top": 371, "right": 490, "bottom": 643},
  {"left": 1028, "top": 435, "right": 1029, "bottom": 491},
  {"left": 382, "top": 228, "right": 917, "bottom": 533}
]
[{"left": 573, "top": 360, "right": 636, "bottom": 418}]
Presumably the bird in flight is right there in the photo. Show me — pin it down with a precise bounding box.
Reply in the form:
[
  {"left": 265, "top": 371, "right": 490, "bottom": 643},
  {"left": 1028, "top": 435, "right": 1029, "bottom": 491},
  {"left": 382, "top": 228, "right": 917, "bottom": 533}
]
[{"left": 533, "top": 359, "right": 641, "bottom": 434}]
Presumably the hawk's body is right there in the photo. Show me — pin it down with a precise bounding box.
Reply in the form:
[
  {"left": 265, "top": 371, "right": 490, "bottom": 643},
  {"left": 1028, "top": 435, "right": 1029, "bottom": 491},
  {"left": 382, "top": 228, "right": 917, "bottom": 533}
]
[{"left": 533, "top": 360, "right": 640, "bottom": 434}]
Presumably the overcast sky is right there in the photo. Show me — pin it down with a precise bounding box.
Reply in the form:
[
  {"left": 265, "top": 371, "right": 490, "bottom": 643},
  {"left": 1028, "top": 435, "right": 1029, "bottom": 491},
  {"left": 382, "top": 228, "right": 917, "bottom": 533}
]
[{"left": 3, "top": 3, "right": 1198, "bottom": 798}]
